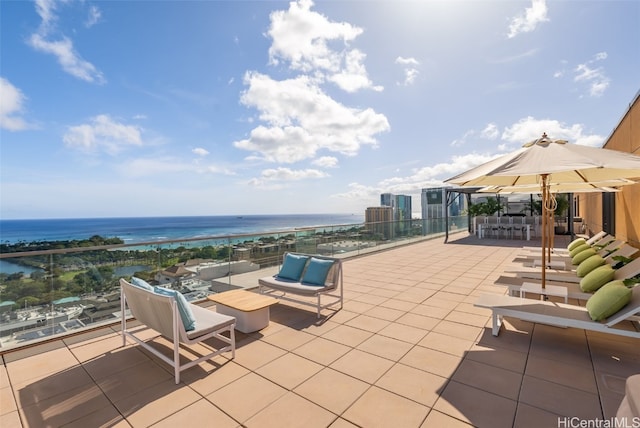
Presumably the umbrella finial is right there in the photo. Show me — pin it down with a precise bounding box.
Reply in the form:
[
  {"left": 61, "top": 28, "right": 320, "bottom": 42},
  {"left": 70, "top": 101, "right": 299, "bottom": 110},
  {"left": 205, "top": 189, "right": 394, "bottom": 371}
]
[{"left": 523, "top": 133, "right": 568, "bottom": 147}]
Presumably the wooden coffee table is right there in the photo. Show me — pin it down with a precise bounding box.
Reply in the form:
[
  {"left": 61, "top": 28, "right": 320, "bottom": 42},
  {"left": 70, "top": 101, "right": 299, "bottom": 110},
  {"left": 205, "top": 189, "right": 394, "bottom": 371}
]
[{"left": 208, "top": 289, "right": 278, "bottom": 333}]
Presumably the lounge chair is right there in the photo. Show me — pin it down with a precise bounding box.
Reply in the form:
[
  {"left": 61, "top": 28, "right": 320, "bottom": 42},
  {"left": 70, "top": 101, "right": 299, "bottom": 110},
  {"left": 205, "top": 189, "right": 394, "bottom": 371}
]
[
  {"left": 513, "top": 250, "right": 640, "bottom": 283},
  {"left": 120, "top": 278, "right": 236, "bottom": 384},
  {"left": 495, "top": 257, "right": 640, "bottom": 299},
  {"left": 474, "top": 286, "right": 640, "bottom": 338},
  {"left": 519, "top": 231, "right": 612, "bottom": 256},
  {"left": 514, "top": 241, "right": 637, "bottom": 271}
]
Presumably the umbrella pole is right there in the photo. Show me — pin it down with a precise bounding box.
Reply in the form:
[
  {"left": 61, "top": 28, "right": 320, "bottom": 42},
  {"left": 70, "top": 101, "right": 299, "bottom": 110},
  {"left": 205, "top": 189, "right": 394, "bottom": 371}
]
[
  {"left": 541, "top": 174, "right": 549, "bottom": 289},
  {"left": 547, "top": 204, "right": 553, "bottom": 263}
]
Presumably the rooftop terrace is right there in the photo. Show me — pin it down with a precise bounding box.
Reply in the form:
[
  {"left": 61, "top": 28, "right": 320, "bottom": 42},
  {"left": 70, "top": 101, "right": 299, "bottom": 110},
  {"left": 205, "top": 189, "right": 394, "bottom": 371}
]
[{"left": 2, "top": 233, "right": 639, "bottom": 428}]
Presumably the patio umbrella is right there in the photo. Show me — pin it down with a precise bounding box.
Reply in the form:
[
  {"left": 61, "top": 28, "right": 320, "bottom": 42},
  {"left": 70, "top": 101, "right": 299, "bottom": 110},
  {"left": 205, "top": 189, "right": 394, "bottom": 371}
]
[
  {"left": 445, "top": 133, "right": 640, "bottom": 288},
  {"left": 477, "top": 182, "right": 624, "bottom": 260}
]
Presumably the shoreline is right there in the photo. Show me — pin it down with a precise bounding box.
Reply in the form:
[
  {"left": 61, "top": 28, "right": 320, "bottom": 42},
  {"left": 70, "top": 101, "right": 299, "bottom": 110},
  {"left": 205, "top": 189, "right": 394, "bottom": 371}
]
[{"left": 0, "top": 214, "right": 365, "bottom": 245}]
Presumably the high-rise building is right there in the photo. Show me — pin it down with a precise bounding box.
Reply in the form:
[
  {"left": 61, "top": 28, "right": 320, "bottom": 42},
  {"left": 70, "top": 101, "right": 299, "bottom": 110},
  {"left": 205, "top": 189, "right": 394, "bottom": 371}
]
[
  {"left": 421, "top": 187, "right": 467, "bottom": 234},
  {"left": 365, "top": 206, "right": 394, "bottom": 240},
  {"left": 380, "top": 193, "right": 412, "bottom": 220},
  {"left": 380, "top": 193, "right": 394, "bottom": 208},
  {"left": 395, "top": 195, "right": 412, "bottom": 222},
  {"left": 421, "top": 187, "right": 466, "bottom": 219},
  {"left": 380, "top": 193, "right": 413, "bottom": 235}
]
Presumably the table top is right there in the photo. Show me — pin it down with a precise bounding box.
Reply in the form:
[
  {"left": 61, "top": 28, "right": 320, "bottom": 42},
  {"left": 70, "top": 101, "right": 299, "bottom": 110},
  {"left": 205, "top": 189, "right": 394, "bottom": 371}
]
[{"left": 208, "top": 289, "right": 279, "bottom": 312}]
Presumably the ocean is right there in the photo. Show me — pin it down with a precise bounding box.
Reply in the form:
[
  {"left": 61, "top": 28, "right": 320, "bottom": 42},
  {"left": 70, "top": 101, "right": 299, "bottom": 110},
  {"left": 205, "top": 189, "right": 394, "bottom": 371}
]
[
  {"left": 0, "top": 214, "right": 365, "bottom": 245},
  {"left": 0, "top": 214, "right": 365, "bottom": 274}
]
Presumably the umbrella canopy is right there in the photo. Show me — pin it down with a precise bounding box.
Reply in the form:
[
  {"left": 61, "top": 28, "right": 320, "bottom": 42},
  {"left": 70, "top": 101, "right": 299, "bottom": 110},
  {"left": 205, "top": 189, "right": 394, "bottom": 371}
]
[
  {"left": 477, "top": 181, "right": 629, "bottom": 194},
  {"left": 447, "top": 134, "right": 640, "bottom": 187},
  {"left": 445, "top": 133, "right": 640, "bottom": 288}
]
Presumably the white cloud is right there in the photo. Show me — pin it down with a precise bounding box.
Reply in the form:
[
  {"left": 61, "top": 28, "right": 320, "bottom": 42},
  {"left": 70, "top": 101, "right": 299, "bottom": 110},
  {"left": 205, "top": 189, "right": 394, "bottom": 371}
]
[
  {"left": 332, "top": 182, "right": 380, "bottom": 201},
  {"left": 450, "top": 123, "right": 498, "bottom": 147},
  {"left": 501, "top": 116, "right": 604, "bottom": 147},
  {"left": 329, "top": 49, "right": 383, "bottom": 93},
  {"left": 267, "top": 0, "right": 379, "bottom": 93},
  {"left": 248, "top": 167, "right": 328, "bottom": 187},
  {"left": 118, "top": 157, "right": 191, "bottom": 177},
  {"left": 0, "top": 78, "right": 29, "bottom": 131},
  {"left": 507, "top": 0, "right": 549, "bottom": 38},
  {"left": 312, "top": 156, "right": 338, "bottom": 168},
  {"left": 34, "top": 0, "right": 57, "bottom": 29},
  {"left": 263, "top": 167, "right": 327, "bottom": 180},
  {"left": 63, "top": 114, "right": 143, "bottom": 154},
  {"left": 574, "top": 52, "right": 610, "bottom": 97},
  {"left": 395, "top": 57, "right": 419, "bottom": 66},
  {"left": 337, "top": 114, "right": 607, "bottom": 203},
  {"left": 117, "top": 156, "right": 236, "bottom": 178},
  {"left": 234, "top": 72, "right": 389, "bottom": 163},
  {"left": 236, "top": 1, "right": 389, "bottom": 167},
  {"left": 481, "top": 123, "right": 499, "bottom": 140},
  {"left": 395, "top": 56, "right": 420, "bottom": 86},
  {"left": 85, "top": 5, "right": 101, "bottom": 28},
  {"left": 489, "top": 49, "right": 539, "bottom": 64},
  {"left": 28, "top": 0, "right": 105, "bottom": 84},
  {"left": 192, "top": 147, "right": 209, "bottom": 156},
  {"left": 333, "top": 152, "right": 499, "bottom": 202},
  {"left": 450, "top": 130, "right": 475, "bottom": 147}
]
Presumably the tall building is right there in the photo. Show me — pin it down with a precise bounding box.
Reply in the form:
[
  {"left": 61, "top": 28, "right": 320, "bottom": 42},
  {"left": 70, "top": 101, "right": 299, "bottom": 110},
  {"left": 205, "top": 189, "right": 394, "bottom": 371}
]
[
  {"left": 421, "top": 187, "right": 467, "bottom": 234},
  {"left": 395, "top": 195, "right": 412, "bottom": 222},
  {"left": 380, "top": 193, "right": 394, "bottom": 208},
  {"left": 380, "top": 193, "right": 412, "bottom": 220},
  {"left": 380, "top": 193, "right": 413, "bottom": 235},
  {"left": 421, "top": 187, "right": 467, "bottom": 219},
  {"left": 365, "top": 206, "right": 394, "bottom": 240}
]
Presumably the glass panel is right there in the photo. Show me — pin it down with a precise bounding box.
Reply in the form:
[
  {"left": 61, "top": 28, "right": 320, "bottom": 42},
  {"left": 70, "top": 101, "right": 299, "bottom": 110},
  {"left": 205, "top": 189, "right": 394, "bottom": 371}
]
[{"left": 0, "top": 216, "right": 469, "bottom": 349}]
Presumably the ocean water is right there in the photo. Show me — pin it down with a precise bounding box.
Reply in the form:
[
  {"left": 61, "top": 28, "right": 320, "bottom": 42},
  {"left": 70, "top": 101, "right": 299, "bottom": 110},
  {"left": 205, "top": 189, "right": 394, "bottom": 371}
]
[{"left": 0, "top": 214, "right": 365, "bottom": 245}]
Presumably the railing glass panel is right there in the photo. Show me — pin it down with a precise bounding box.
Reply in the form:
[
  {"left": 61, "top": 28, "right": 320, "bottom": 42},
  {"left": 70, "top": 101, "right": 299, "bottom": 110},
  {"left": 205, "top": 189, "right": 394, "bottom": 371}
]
[{"left": 0, "top": 217, "right": 467, "bottom": 350}]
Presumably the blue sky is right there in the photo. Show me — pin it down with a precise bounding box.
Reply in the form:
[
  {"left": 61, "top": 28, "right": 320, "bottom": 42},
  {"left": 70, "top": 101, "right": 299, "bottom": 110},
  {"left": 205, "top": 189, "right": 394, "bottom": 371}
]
[{"left": 1, "top": 0, "right": 638, "bottom": 219}]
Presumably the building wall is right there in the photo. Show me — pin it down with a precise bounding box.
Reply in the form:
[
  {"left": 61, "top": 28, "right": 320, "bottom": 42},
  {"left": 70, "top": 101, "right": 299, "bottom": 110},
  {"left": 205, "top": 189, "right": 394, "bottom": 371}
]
[
  {"left": 365, "top": 206, "right": 394, "bottom": 239},
  {"left": 422, "top": 187, "right": 467, "bottom": 219},
  {"left": 579, "top": 91, "right": 640, "bottom": 248}
]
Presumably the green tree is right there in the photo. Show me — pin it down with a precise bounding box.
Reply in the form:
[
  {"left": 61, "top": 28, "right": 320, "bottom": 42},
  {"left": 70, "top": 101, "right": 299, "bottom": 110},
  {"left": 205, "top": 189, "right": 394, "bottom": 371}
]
[
  {"left": 482, "top": 197, "right": 503, "bottom": 216},
  {"left": 467, "top": 202, "right": 485, "bottom": 217}
]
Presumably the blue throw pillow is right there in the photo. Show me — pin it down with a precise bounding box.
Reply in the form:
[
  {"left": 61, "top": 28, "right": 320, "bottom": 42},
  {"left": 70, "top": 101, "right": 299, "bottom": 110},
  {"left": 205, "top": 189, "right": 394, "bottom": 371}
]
[
  {"left": 154, "top": 286, "right": 196, "bottom": 331},
  {"left": 301, "top": 258, "right": 335, "bottom": 286},
  {"left": 130, "top": 276, "right": 154, "bottom": 291},
  {"left": 278, "top": 253, "right": 309, "bottom": 281}
]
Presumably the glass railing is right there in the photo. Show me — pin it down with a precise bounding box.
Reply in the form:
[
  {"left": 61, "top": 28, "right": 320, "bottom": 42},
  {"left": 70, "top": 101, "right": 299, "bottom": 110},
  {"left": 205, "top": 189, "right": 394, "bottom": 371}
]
[{"left": 0, "top": 216, "right": 468, "bottom": 350}]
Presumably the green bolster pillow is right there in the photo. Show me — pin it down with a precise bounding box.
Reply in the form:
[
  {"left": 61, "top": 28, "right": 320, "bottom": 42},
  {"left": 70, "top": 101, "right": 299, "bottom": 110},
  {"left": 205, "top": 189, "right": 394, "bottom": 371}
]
[
  {"left": 568, "top": 238, "right": 587, "bottom": 251},
  {"left": 569, "top": 243, "right": 591, "bottom": 258},
  {"left": 576, "top": 254, "right": 606, "bottom": 277},
  {"left": 580, "top": 264, "right": 615, "bottom": 292},
  {"left": 572, "top": 248, "right": 597, "bottom": 265},
  {"left": 586, "top": 281, "right": 632, "bottom": 321}
]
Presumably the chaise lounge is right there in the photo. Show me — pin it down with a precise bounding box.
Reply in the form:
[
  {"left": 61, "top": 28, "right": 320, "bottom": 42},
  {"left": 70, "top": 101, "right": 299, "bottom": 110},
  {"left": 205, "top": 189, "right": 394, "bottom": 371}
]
[
  {"left": 514, "top": 241, "right": 637, "bottom": 272},
  {"left": 495, "top": 257, "right": 640, "bottom": 300},
  {"left": 475, "top": 285, "right": 640, "bottom": 338}
]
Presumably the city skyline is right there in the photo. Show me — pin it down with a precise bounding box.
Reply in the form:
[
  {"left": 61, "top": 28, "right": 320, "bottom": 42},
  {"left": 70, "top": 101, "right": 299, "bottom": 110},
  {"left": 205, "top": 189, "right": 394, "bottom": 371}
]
[{"left": 1, "top": 0, "right": 638, "bottom": 219}]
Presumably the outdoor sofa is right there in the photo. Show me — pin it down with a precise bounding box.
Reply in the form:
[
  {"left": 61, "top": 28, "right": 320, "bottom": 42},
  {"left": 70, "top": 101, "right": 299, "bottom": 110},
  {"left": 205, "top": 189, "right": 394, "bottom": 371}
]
[{"left": 258, "top": 252, "right": 343, "bottom": 318}]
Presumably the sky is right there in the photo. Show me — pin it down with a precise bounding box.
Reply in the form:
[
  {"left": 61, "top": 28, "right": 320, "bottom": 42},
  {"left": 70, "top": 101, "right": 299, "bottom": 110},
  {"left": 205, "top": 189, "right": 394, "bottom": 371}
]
[{"left": 1, "top": 0, "right": 639, "bottom": 220}]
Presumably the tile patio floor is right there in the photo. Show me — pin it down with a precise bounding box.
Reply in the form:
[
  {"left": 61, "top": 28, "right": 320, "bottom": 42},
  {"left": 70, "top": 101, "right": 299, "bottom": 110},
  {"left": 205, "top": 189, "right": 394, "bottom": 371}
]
[{"left": 2, "top": 233, "right": 639, "bottom": 428}]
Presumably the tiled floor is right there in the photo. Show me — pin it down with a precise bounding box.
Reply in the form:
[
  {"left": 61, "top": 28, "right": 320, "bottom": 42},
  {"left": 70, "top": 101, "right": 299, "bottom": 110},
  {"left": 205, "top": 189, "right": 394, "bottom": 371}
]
[{"left": 2, "top": 234, "right": 640, "bottom": 427}]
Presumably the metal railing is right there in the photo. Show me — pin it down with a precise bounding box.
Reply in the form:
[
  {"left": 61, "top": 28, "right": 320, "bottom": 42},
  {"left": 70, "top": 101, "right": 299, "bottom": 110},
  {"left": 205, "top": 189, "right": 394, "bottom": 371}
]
[{"left": 0, "top": 216, "right": 468, "bottom": 350}]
